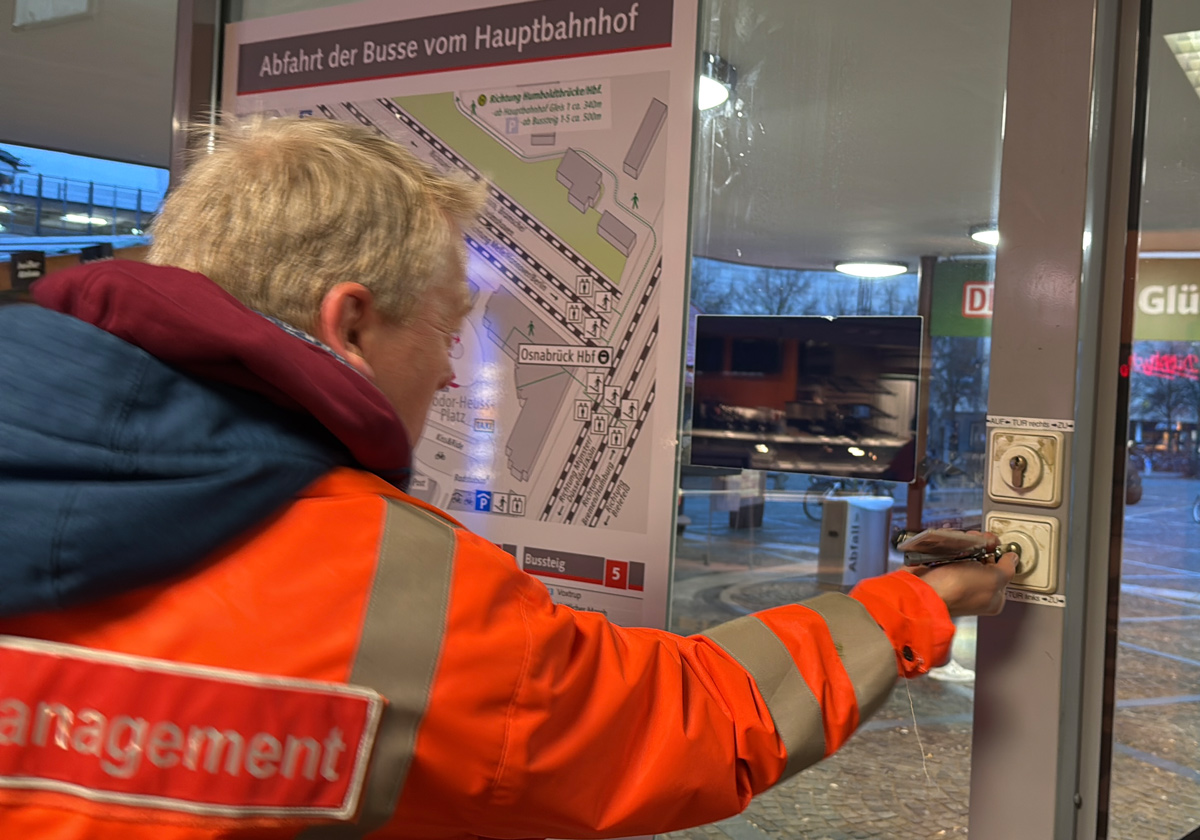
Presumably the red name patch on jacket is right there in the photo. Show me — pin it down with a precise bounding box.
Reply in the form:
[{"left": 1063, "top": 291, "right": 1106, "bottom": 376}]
[{"left": 0, "top": 636, "right": 382, "bottom": 820}]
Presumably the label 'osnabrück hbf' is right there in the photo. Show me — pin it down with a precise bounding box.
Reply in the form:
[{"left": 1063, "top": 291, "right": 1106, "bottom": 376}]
[{"left": 518, "top": 344, "right": 615, "bottom": 367}]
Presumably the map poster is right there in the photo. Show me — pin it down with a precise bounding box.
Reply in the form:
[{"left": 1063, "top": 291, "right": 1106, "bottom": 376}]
[{"left": 223, "top": 0, "right": 698, "bottom": 629}]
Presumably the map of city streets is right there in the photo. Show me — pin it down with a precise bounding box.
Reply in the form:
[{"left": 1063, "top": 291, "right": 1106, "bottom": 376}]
[{"left": 304, "top": 71, "right": 671, "bottom": 534}]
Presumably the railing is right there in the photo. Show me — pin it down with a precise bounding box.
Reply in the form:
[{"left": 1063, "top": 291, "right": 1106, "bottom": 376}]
[{"left": 0, "top": 172, "right": 160, "bottom": 239}]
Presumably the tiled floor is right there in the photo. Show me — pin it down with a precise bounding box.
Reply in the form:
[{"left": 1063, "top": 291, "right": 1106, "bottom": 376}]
[{"left": 662, "top": 474, "right": 1200, "bottom": 839}]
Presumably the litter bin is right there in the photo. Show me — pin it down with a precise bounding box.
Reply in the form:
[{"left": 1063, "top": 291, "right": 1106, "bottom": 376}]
[
  {"left": 713, "top": 470, "right": 766, "bottom": 530},
  {"left": 817, "top": 496, "right": 893, "bottom": 588}
]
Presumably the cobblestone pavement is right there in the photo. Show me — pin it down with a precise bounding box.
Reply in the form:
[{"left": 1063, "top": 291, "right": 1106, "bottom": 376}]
[{"left": 660, "top": 476, "right": 1200, "bottom": 839}]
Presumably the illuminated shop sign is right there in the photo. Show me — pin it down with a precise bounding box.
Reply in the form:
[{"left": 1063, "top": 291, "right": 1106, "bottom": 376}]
[
  {"left": 1135, "top": 261, "right": 1200, "bottom": 341},
  {"left": 1137, "top": 283, "right": 1199, "bottom": 316},
  {"left": 932, "top": 261, "right": 992, "bottom": 337},
  {"left": 962, "top": 281, "right": 993, "bottom": 318},
  {"left": 1131, "top": 351, "right": 1199, "bottom": 381},
  {"left": 935, "top": 259, "right": 1200, "bottom": 340}
]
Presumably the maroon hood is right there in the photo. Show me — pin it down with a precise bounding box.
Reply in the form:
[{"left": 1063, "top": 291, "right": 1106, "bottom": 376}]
[{"left": 32, "top": 260, "right": 410, "bottom": 478}]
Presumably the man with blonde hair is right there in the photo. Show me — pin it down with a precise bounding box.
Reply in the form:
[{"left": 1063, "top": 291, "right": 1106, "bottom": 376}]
[
  {"left": 150, "top": 117, "right": 481, "bottom": 335},
  {"left": 0, "top": 117, "right": 1014, "bottom": 838}
]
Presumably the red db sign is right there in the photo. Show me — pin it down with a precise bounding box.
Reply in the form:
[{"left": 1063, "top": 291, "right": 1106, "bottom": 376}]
[{"left": 962, "top": 282, "right": 994, "bottom": 318}]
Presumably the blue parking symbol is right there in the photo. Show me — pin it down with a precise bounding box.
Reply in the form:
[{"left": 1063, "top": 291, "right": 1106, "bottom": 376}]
[{"left": 475, "top": 490, "right": 493, "bottom": 512}]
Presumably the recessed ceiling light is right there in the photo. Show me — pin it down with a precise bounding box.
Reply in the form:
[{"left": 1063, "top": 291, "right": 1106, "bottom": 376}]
[
  {"left": 970, "top": 225, "right": 1000, "bottom": 247},
  {"left": 835, "top": 261, "right": 908, "bottom": 278},
  {"left": 61, "top": 214, "right": 108, "bottom": 225},
  {"left": 1165, "top": 30, "right": 1200, "bottom": 102}
]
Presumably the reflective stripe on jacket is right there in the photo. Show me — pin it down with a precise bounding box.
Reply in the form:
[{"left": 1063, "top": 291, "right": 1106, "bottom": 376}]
[{"left": 0, "top": 468, "right": 953, "bottom": 839}]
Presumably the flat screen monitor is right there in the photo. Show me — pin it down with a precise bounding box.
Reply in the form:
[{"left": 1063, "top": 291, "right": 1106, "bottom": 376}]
[{"left": 688, "top": 315, "right": 922, "bottom": 482}]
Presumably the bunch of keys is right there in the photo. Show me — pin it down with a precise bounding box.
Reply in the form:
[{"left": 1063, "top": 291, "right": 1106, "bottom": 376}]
[{"left": 892, "top": 528, "right": 1021, "bottom": 568}]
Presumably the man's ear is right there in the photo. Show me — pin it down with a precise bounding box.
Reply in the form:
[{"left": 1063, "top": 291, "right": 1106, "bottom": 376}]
[{"left": 314, "top": 282, "right": 376, "bottom": 380}]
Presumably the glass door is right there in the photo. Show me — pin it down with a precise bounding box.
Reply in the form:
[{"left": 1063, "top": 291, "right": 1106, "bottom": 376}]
[
  {"left": 1106, "top": 2, "right": 1200, "bottom": 837},
  {"left": 668, "top": 1, "right": 1011, "bottom": 837}
]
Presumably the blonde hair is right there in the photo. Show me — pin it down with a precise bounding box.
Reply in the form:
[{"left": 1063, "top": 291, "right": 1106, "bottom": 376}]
[{"left": 148, "top": 116, "right": 484, "bottom": 331}]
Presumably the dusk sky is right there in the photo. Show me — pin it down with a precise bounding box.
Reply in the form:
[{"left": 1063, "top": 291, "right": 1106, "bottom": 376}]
[{"left": 0, "top": 143, "right": 169, "bottom": 210}]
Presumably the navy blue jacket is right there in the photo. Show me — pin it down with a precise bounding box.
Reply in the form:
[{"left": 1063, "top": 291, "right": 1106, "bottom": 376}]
[{"left": 0, "top": 261, "right": 411, "bottom": 616}]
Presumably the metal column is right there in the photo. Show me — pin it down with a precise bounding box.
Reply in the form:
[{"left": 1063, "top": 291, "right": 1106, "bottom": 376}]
[
  {"left": 968, "top": 0, "right": 1143, "bottom": 838},
  {"left": 170, "top": 0, "right": 222, "bottom": 186},
  {"left": 906, "top": 254, "right": 937, "bottom": 531}
]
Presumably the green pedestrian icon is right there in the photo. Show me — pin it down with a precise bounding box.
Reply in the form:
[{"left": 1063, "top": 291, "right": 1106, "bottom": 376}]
[
  {"left": 631, "top": 193, "right": 639, "bottom": 209},
  {"left": 528, "top": 321, "right": 536, "bottom": 338},
  {"left": 471, "top": 102, "right": 477, "bottom": 116}
]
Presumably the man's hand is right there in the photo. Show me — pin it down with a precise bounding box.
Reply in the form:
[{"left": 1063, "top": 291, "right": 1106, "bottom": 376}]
[{"left": 908, "top": 531, "right": 1018, "bottom": 616}]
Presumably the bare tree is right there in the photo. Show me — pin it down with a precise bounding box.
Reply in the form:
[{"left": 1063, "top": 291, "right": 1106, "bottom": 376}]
[
  {"left": 1131, "top": 341, "right": 1194, "bottom": 452},
  {"left": 1180, "top": 344, "right": 1200, "bottom": 473},
  {"left": 688, "top": 258, "right": 736, "bottom": 314},
  {"left": 927, "top": 336, "right": 988, "bottom": 470},
  {"left": 688, "top": 260, "right": 918, "bottom": 319},
  {"left": 740, "top": 266, "right": 818, "bottom": 315},
  {"left": 1130, "top": 341, "right": 1200, "bottom": 474},
  {"left": 873, "top": 276, "right": 919, "bottom": 316},
  {"left": 823, "top": 278, "right": 858, "bottom": 316}
]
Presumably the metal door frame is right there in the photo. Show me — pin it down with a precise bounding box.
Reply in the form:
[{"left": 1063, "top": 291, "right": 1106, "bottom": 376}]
[{"left": 170, "top": 0, "right": 221, "bottom": 184}]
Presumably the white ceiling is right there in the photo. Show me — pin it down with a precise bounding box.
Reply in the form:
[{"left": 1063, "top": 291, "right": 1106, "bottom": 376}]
[
  {"left": 1141, "top": 0, "right": 1200, "bottom": 240},
  {"left": 1, "top": 0, "right": 1196, "bottom": 263},
  {"left": 690, "top": 0, "right": 1011, "bottom": 271},
  {"left": 691, "top": 0, "right": 1200, "bottom": 271}
]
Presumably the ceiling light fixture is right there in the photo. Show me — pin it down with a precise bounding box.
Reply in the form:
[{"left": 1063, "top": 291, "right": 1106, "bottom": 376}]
[
  {"left": 1165, "top": 30, "right": 1200, "bottom": 102},
  {"left": 61, "top": 214, "right": 108, "bottom": 225},
  {"left": 970, "top": 224, "right": 1000, "bottom": 247},
  {"left": 0, "top": 205, "right": 10, "bottom": 214},
  {"left": 835, "top": 261, "right": 908, "bottom": 278},
  {"left": 698, "top": 52, "right": 736, "bottom": 110}
]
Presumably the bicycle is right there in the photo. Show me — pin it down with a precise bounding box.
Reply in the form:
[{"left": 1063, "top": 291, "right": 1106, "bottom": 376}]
[{"left": 802, "top": 476, "right": 889, "bottom": 521}]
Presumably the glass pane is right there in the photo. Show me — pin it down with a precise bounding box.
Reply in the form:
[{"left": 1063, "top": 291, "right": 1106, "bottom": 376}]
[
  {"left": 1108, "top": 2, "right": 1200, "bottom": 837},
  {"left": 0, "top": 143, "right": 167, "bottom": 246},
  {"left": 669, "top": 1, "right": 1009, "bottom": 837}
]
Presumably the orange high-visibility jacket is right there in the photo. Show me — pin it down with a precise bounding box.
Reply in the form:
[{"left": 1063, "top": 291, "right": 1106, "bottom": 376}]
[{"left": 0, "top": 467, "right": 954, "bottom": 839}]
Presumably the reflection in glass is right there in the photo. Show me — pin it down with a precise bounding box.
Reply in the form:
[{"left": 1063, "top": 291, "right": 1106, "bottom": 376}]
[
  {"left": 1107, "top": 2, "right": 1200, "bottom": 837},
  {"left": 669, "top": 0, "right": 1009, "bottom": 836},
  {"left": 690, "top": 315, "right": 921, "bottom": 481}
]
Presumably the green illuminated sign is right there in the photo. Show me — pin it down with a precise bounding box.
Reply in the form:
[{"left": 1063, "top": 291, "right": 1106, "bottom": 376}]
[
  {"left": 1135, "top": 261, "right": 1200, "bottom": 341},
  {"left": 931, "top": 260, "right": 993, "bottom": 338}
]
